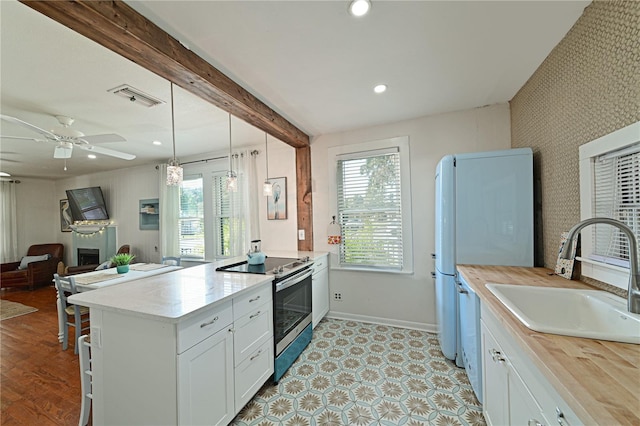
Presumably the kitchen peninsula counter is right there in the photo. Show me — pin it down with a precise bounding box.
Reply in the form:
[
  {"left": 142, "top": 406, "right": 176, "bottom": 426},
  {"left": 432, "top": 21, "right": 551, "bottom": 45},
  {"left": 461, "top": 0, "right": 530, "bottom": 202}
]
[
  {"left": 457, "top": 265, "right": 640, "bottom": 425},
  {"left": 68, "top": 262, "right": 273, "bottom": 322}
]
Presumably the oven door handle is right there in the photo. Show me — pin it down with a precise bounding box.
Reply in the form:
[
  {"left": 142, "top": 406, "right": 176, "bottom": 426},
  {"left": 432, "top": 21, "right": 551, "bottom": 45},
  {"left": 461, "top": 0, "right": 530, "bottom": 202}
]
[{"left": 275, "top": 268, "right": 313, "bottom": 292}]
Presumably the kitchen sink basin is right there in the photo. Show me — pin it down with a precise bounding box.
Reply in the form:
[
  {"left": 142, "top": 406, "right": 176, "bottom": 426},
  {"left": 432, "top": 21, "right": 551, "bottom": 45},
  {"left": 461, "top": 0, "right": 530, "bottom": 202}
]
[{"left": 486, "top": 284, "right": 640, "bottom": 344}]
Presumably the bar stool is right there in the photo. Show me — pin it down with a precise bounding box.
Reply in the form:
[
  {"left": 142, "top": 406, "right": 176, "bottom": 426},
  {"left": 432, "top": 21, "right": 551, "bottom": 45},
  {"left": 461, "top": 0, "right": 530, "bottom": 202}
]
[
  {"left": 54, "top": 274, "right": 90, "bottom": 354},
  {"left": 78, "top": 334, "right": 92, "bottom": 426},
  {"left": 161, "top": 256, "right": 181, "bottom": 266}
]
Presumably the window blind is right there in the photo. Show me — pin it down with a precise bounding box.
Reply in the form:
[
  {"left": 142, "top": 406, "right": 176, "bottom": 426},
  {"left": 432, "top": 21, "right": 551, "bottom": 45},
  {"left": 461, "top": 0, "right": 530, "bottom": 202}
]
[
  {"left": 212, "top": 173, "right": 245, "bottom": 258},
  {"left": 179, "top": 176, "right": 204, "bottom": 258},
  {"left": 591, "top": 147, "right": 640, "bottom": 267},
  {"left": 336, "top": 150, "right": 403, "bottom": 269}
]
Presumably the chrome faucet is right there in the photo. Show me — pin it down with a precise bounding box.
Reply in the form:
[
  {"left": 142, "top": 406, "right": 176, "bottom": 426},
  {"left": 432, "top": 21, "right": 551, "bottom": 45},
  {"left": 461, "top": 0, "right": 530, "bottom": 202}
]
[{"left": 560, "top": 217, "right": 640, "bottom": 314}]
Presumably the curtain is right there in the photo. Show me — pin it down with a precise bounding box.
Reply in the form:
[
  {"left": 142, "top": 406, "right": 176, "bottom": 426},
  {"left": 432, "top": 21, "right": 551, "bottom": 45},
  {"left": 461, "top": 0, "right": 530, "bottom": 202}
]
[
  {"left": 158, "top": 164, "right": 180, "bottom": 258},
  {"left": 228, "top": 150, "right": 260, "bottom": 257},
  {"left": 0, "top": 181, "right": 18, "bottom": 262}
]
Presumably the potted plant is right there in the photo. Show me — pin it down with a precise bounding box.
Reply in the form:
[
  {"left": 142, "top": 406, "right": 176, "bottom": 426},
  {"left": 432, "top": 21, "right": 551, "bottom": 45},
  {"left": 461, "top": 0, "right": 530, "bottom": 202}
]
[{"left": 111, "top": 253, "right": 135, "bottom": 274}]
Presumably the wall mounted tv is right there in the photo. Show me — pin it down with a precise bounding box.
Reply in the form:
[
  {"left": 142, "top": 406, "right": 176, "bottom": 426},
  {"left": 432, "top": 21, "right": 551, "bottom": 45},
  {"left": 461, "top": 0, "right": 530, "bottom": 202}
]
[{"left": 66, "top": 186, "right": 110, "bottom": 221}]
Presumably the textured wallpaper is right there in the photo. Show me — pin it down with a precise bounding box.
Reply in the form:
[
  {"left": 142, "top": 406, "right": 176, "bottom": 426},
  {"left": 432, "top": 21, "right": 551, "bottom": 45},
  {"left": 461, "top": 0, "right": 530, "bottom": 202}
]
[{"left": 510, "top": 0, "right": 640, "bottom": 283}]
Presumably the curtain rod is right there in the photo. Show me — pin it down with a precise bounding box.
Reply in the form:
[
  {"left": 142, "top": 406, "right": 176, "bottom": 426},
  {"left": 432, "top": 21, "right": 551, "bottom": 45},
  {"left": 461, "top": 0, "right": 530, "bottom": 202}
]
[
  {"left": 181, "top": 150, "right": 261, "bottom": 166},
  {"left": 0, "top": 179, "right": 20, "bottom": 183}
]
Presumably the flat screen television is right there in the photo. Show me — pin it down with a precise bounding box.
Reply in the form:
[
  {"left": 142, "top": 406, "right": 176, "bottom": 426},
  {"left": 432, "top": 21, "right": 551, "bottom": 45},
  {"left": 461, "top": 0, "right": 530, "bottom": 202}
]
[{"left": 66, "top": 186, "right": 110, "bottom": 221}]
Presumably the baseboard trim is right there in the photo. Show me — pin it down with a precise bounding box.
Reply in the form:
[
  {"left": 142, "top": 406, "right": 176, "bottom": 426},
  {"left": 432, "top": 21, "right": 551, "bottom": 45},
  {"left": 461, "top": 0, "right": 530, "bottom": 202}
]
[{"left": 325, "top": 311, "right": 437, "bottom": 333}]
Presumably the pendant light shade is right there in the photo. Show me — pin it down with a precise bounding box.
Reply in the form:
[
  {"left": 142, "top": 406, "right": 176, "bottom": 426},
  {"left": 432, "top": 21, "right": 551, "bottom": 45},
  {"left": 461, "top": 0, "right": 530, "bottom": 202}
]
[
  {"left": 226, "top": 113, "right": 237, "bottom": 192},
  {"left": 166, "top": 83, "right": 183, "bottom": 186},
  {"left": 263, "top": 132, "right": 273, "bottom": 196}
]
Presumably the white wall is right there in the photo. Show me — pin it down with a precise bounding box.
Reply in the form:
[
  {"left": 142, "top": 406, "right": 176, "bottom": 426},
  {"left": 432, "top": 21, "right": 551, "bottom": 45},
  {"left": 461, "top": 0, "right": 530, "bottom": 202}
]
[
  {"left": 312, "top": 103, "right": 511, "bottom": 330},
  {"left": 14, "top": 178, "right": 57, "bottom": 259},
  {"left": 258, "top": 140, "right": 298, "bottom": 253},
  {"left": 54, "top": 164, "right": 160, "bottom": 267}
]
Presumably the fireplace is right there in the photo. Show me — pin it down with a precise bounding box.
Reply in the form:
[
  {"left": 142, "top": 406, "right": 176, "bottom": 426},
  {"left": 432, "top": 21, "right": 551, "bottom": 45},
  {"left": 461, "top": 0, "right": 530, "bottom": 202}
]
[{"left": 78, "top": 248, "right": 100, "bottom": 265}]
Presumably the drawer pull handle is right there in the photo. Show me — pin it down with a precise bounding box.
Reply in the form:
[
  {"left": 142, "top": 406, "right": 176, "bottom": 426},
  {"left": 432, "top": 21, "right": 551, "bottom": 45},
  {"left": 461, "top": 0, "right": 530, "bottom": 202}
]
[
  {"left": 249, "top": 311, "right": 261, "bottom": 319},
  {"left": 490, "top": 349, "right": 505, "bottom": 363},
  {"left": 250, "top": 349, "right": 263, "bottom": 361},
  {"left": 556, "top": 407, "right": 566, "bottom": 425},
  {"left": 249, "top": 296, "right": 261, "bottom": 303},
  {"left": 528, "top": 420, "right": 544, "bottom": 426},
  {"left": 200, "top": 316, "right": 219, "bottom": 328}
]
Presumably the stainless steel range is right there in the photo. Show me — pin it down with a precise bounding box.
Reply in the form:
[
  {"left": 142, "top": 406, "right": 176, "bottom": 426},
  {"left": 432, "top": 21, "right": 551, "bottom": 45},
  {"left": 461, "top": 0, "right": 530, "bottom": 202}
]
[{"left": 216, "top": 256, "right": 314, "bottom": 382}]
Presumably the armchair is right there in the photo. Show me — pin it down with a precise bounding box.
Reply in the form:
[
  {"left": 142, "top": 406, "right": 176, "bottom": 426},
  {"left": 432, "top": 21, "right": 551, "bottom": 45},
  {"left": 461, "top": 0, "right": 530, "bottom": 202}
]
[{"left": 1, "top": 243, "right": 64, "bottom": 290}]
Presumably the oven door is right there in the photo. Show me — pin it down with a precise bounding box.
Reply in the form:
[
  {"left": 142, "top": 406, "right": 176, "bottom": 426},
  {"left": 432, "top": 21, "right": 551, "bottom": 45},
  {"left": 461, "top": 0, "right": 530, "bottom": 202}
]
[{"left": 274, "top": 268, "right": 312, "bottom": 355}]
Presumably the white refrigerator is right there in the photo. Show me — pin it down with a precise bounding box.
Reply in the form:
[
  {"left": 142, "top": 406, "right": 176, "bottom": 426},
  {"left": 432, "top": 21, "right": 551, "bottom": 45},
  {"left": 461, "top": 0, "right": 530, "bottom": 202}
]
[{"left": 434, "top": 148, "right": 534, "bottom": 369}]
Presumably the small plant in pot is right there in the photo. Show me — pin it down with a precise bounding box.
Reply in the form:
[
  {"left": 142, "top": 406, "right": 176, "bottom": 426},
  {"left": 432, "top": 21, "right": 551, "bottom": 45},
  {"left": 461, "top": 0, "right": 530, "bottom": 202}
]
[{"left": 111, "top": 253, "right": 135, "bottom": 274}]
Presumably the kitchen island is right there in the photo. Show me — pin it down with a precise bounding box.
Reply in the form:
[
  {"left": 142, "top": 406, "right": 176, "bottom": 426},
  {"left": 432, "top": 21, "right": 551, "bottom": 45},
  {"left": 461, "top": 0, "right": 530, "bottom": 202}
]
[
  {"left": 69, "top": 262, "right": 275, "bottom": 425},
  {"left": 458, "top": 265, "right": 640, "bottom": 425}
]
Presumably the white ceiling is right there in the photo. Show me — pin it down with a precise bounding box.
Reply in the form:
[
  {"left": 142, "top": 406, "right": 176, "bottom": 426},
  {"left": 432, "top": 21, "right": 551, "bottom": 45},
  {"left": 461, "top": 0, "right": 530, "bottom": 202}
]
[{"left": 0, "top": 0, "right": 589, "bottom": 180}]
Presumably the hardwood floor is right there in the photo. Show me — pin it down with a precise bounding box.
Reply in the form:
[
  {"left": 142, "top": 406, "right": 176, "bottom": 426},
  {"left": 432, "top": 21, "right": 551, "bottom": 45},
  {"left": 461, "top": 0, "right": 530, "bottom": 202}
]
[{"left": 1, "top": 285, "right": 83, "bottom": 425}]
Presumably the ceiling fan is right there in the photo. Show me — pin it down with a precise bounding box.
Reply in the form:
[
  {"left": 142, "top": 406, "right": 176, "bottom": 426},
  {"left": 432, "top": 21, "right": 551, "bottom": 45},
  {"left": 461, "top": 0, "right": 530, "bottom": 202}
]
[{"left": 0, "top": 114, "right": 136, "bottom": 160}]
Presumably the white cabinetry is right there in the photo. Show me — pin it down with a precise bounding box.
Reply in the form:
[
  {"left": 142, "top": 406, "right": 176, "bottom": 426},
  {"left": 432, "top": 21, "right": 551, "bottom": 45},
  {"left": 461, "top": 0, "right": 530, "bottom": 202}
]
[
  {"left": 481, "top": 304, "right": 581, "bottom": 426},
  {"left": 312, "top": 253, "right": 329, "bottom": 328},
  {"left": 90, "top": 282, "right": 273, "bottom": 425},
  {"left": 232, "top": 284, "right": 274, "bottom": 409},
  {"left": 178, "top": 326, "right": 234, "bottom": 425}
]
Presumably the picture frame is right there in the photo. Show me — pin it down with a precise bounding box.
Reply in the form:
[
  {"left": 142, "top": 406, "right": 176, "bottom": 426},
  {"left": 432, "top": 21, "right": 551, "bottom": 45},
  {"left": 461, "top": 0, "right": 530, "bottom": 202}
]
[
  {"left": 60, "top": 199, "right": 72, "bottom": 232},
  {"left": 267, "top": 177, "right": 287, "bottom": 220}
]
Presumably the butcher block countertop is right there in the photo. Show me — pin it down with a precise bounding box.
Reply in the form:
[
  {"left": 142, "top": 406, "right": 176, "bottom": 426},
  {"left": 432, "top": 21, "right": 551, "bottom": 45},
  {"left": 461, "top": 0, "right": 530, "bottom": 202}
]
[{"left": 457, "top": 265, "right": 640, "bottom": 425}]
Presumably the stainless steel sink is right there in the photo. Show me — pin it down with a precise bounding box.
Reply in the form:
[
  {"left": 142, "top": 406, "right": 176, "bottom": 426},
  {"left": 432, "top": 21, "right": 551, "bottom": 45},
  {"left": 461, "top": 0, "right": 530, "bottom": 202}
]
[{"left": 486, "top": 284, "right": 640, "bottom": 344}]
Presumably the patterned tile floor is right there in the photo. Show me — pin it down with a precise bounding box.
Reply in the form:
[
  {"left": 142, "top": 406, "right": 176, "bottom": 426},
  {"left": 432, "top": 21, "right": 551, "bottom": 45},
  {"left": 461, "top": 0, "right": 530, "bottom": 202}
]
[{"left": 231, "top": 318, "right": 485, "bottom": 426}]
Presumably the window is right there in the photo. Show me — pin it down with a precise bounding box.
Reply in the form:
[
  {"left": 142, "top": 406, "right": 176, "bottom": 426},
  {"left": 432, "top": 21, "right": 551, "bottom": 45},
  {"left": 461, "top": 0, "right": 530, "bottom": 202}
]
[
  {"left": 579, "top": 121, "right": 640, "bottom": 289},
  {"left": 212, "top": 172, "right": 246, "bottom": 258},
  {"left": 330, "top": 136, "right": 413, "bottom": 273},
  {"left": 591, "top": 147, "right": 639, "bottom": 266},
  {"left": 179, "top": 176, "right": 204, "bottom": 259}
]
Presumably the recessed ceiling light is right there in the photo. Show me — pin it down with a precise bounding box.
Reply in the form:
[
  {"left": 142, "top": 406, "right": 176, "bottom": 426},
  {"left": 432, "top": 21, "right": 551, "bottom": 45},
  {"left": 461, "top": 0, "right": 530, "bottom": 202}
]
[
  {"left": 153, "top": 140, "right": 162, "bottom": 146},
  {"left": 349, "top": 0, "right": 371, "bottom": 17},
  {"left": 374, "top": 84, "right": 387, "bottom": 94},
  {"left": 88, "top": 154, "right": 97, "bottom": 159},
  {"left": 0, "top": 172, "right": 10, "bottom": 177}
]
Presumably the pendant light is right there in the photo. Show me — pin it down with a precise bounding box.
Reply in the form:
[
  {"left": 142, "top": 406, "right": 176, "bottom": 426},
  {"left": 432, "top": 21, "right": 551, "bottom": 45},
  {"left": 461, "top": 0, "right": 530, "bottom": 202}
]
[
  {"left": 263, "top": 132, "right": 273, "bottom": 196},
  {"left": 226, "top": 113, "right": 237, "bottom": 192},
  {"left": 166, "top": 82, "right": 183, "bottom": 186}
]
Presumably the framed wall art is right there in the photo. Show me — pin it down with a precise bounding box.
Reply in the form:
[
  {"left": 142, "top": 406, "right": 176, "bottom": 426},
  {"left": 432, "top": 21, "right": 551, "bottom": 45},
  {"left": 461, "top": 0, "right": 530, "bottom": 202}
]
[
  {"left": 267, "top": 177, "right": 287, "bottom": 220},
  {"left": 60, "top": 199, "right": 72, "bottom": 232}
]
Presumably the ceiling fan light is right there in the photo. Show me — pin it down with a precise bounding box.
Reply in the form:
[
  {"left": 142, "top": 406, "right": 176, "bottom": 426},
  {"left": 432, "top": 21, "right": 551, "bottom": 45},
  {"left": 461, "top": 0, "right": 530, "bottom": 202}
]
[
  {"left": 53, "top": 142, "right": 73, "bottom": 159},
  {"left": 263, "top": 180, "right": 273, "bottom": 196},
  {"left": 166, "top": 161, "right": 183, "bottom": 186}
]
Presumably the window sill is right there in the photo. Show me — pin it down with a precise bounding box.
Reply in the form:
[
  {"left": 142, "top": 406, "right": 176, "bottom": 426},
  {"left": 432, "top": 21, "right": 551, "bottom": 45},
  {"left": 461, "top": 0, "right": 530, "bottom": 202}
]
[{"left": 577, "top": 256, "right": 630, "bottom": 291}]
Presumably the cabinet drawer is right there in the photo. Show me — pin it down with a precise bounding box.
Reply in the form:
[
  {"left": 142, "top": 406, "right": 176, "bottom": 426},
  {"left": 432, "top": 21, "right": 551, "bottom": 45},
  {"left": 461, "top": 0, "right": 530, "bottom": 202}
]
[
  {"left": 234, "top": 305, "right": 272, "bottom": 365},
  {"left": 233, "top": 284, "right": 271, "bottom": 320},
  {"left": 178, "top": 301, "right": 233, "bottom": 354},
  {"left": 235, "top": 338, "right": 274, "bottom": 410}
]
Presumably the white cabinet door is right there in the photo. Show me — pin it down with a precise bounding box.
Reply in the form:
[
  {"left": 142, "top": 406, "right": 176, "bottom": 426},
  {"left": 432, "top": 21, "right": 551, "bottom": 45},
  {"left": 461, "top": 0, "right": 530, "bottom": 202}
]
[
  {"left": 509, "top": 366, "right": 549, "bottom": 426},
  {"left": 312, "top": 262, "right": 329, "bottom": 328},
  {"left": 481, "top": 321, "right": 509, "bottom": 426},
  {"left": 178, "top": 328, "right": 234, "bottom": 426}
]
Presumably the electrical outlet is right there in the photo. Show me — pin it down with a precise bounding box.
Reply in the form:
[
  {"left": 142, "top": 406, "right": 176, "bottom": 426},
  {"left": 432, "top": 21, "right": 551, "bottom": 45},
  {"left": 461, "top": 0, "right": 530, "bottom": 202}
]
[
  {"left": 298, "top": 229, "right": 305, "bottom": 240},
  {"left": 334, "top": 292, "right": 342, "bottom": 301}
]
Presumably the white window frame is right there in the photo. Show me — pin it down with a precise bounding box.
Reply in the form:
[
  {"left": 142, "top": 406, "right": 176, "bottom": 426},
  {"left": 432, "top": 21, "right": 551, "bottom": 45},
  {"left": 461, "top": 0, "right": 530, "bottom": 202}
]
[
  {"left": 579, "top": 121, "right": 640, "bottom": 290},
  {"left": 328, "top": 136, "right": 413, "bottom": 274}
]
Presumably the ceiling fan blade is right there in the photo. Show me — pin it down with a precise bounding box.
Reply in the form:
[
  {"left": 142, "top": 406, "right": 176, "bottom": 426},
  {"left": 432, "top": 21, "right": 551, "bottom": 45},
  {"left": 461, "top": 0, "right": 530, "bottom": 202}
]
[
  {"left": 0, "top": 135, "right": 45, "bottom": 142},
  {"left": 79, "top": 133, "right": 126, "bottom": 144},
  {"left": 76, "top": 144, "right": 136, "bottom": 160},
  {"left": 0, "top": 114, "right": 59, "bottom": 140}
]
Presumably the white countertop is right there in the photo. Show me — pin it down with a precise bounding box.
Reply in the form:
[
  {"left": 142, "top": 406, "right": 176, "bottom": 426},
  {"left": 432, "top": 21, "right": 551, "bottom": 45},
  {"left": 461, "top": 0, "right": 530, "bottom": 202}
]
[{"left": 68, "top": 251, "right": 327, "bottom": 323}]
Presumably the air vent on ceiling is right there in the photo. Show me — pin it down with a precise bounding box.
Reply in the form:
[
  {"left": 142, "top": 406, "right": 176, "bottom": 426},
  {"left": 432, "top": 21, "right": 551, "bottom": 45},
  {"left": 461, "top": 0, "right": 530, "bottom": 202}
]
[{"left": 108, "top": 84, "right": 166, "bottom": 108}]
